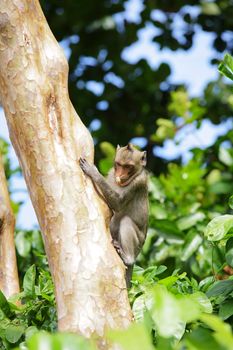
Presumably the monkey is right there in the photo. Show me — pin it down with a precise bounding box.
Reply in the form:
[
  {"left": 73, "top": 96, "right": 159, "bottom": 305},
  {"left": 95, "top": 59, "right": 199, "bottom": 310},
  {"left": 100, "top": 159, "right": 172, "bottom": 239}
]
[{"left": 79, "top": 143, "right": 149, "bottom": 287}]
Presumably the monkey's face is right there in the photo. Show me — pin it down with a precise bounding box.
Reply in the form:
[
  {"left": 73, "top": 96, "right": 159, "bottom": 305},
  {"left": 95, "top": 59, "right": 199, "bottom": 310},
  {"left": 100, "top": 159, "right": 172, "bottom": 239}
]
[
  {"left": 114, "top": 161, "right": 135, "bottom": 186},
  {"left": 114, "top": 144, "right": 147, "bottom": 187}
]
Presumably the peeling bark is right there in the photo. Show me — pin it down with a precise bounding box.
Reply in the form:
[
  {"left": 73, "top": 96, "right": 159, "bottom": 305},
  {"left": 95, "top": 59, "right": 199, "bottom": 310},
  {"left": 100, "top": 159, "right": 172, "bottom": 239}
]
[
  {"left": 0, "top": 153, "right": 19, "bottom": 298},
  {"left": 0, "top": 0, "right": 132, "bottom": 336}
]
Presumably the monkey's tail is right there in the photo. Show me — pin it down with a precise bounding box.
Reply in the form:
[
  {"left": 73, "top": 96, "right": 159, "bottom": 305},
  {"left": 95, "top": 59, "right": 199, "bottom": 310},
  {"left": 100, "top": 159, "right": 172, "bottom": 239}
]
[{"left": 126, "top": 264, "right": 133, "bottom": 288}]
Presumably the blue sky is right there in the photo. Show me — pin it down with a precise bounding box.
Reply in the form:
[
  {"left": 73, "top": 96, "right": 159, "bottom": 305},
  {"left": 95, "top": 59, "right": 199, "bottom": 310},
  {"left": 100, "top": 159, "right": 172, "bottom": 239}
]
[
  {"left": 0, "top": 2, "right": 232, "bottom": 229},
  {"left": 122, "top": 24, "right": 218, "bottom": 96}
]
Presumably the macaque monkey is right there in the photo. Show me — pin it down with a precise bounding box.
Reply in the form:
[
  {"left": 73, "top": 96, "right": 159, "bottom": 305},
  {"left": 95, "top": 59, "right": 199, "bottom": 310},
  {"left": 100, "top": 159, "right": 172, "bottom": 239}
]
[{"left": 79, "top": 143, "right": 149, "bottom": 287}]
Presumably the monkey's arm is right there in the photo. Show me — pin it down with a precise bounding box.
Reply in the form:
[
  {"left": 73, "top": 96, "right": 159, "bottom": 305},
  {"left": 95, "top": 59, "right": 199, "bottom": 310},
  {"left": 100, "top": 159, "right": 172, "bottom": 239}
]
[{"left": 79, "top": 158, "right": 138, "bottom": 211}]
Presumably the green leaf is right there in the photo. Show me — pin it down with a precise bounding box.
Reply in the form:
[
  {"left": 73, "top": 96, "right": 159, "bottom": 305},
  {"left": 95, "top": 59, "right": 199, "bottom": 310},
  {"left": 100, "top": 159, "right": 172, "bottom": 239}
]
[
  {"left": 99, "top": 142, "right": 115, "bottom": 157},
  {"left": 156, "top": 118, "right": 174, "bottom": 128},
  {"left": 15, "top": 231, "right": 31, "bottom": 257},
  {"left": 18, "top": 341, "right": 27, "bottom": 350},
  {"left": 31, "top": 230, "right": 44, "bottom": 251},
  {"left": 107, "top": 322, "right": 154, "bottom": 350},
  {"left": 200, "top": 313, "right": 233, "bottom": 349},
  {"left": 147, "top": 285, "right": 201, "bottom": 340},
  {"left": 204, "top": 215, "right": 233, "bottom": 241},
  {"left": 206, "top": 279, "right": 233, "bottom": 297},
  {"left": 219, "top": 147, "right": 233, "bottom": 166},
  {"left": 181, "top": 232, "right": 202, "bottom": 261},
  {"left": 99, "top": 158, "right": 113, "bottom": 175},
  {"left": 54, "top": 333, "right": 96, "bottom": 350},
  {"left": 185, "top": 327, "right": 225, "bottom": 350},
  {"left": 201, "top": 2, "right": 221, "bottom": 15},
  {"left": 25, "top": 326, "right": 39, "bottom": 341},
  {"left": 157, "top": 336, "right": 174, "bottom": 350},
  {"left": 5, "top": 325, "right": 25, "bottom": 343},
  {"left": 199, "top": 276, "right": 215, "bottom": 292},
  {"left": 153, "top": 219, "right": 183, "bottom": 239},
  {"left": 177, "top": 212, "right": 205, "bottom": 231},
  {"left": 229, "top": 195, "right": 233, "bottom": 209},
  {"left": 0, "top": 290, "right": 11, "bottom": 317},
  {"left": 209, "top": 181, "right": 233, "bottom": 195},
  {"left": 0, "top": 309, "right": 5, "bottom": 320},
  {"left": 154, "top": 125, "right": 175, "bottom": 141},
  {"left": 155, "top": 118, "right": 176, "bottom": 141},
  {"left": 98, "top": 142, "right": 116, "bottom": 174},
  {"left": 219, "top": 64, "right": 233, "bottom": 81},
  {"left": 27, "top": 332, "right": 53, "bottom": 350},
  {"left": 168, "top": 90, "right": 190, "bottom": 117},
  {"left": 132, "top": 295, "right": 147, "bottom": 322},
  {"left": 148, "top": 177, "right": 165, "bottom": 201},
  {"left": 189, "top": 292, "right": 212, "bottom": 314},
  {"left": 226, "top": 237, "right": 233, "bottom": 267},
  {"left": 139, "top": 265, "right": 167, "bottom": 282},
  {"left": 150, "top": 204, "right": 167, "bottom": 219},
  {"left": 219, "top": 55, "right": 233, "bottom": 76},
  {"left": 23, "top": 265, "right": 36, "bottom": 296},
  {"left": 218, "top": 54, "right": 233, "bottom": 81},
  {"left": 154, "top": 265, "right": 167, "bottom": 275},
  {"left": 0, "top": 318, "right": 10, "bottom": 339},
  {"left": 207, "top": 169, "right": 221, "bottom": 185},
  {"left": 219, "top": 300, "right": 233, "bottom": 320},
  {"left": 158, "top": 275, "right": 179, "bottom": 288}
]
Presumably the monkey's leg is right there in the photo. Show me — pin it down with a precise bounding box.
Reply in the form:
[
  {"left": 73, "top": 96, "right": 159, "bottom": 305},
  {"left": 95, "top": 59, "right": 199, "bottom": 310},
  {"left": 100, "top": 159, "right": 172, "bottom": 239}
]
[
  {"left": 110, "top": 215, "right": 122, "bottom": 254},
  {"left": 118, "top": 216, "right": 142, "bottom": 287},
  {"left": 118, "top": 216, "right": 140, "bottom": 264}
]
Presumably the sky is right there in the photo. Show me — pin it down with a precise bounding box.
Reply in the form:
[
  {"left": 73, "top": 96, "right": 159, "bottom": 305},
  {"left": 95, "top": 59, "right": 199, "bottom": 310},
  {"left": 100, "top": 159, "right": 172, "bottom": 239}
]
[{"left": 0, "top": 1, "right": 232, "bottom": 229}]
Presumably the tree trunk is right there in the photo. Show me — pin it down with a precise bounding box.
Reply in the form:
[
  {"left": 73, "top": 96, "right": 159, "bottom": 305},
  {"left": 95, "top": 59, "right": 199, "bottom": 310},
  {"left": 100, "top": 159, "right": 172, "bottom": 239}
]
[
  {"left": 0, "top": 0, "right": 132, "bottom": 336},
  {"left": 0, "top": 153, "right": 20, "bottom": 298}
]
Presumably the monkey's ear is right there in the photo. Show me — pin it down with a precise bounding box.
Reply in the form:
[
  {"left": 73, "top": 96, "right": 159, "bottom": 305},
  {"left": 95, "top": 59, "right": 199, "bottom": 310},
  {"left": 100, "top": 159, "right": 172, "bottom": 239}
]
[
  {"left": 141, "top": 151, "right": 147, "bottom": 166},
  {"left": 117, "top": 144, "right": 121, "bottom": 151},
  {"left": 127, "top": 143, "right": 133, "bottom": 151}
]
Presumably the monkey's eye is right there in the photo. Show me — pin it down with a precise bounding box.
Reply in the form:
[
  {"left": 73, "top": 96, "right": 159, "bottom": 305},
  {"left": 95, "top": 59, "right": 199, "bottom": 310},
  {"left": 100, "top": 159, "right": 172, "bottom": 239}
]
[
  {"left": 115, "top": 162, "right": 121, "bottom": 168},
  {"left": 124, "top": 164, "right": 134, "bottom": 170}
]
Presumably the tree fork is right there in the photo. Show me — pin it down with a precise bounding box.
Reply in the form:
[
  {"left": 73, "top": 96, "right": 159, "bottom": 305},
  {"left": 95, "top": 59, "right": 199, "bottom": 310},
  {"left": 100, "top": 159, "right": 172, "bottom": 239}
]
[
  {"left": 0, "top": 0, "right": 132, "bottom": 336},
  {"left": 0, "top": 153, "right": 20, "bottom": 298}
]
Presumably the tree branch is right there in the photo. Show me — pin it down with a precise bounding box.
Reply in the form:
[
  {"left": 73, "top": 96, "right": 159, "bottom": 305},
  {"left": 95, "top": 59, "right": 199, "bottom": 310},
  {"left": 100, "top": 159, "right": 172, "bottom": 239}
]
[{"left": 0, "top": 154, "right": 19, "bottom": 298}]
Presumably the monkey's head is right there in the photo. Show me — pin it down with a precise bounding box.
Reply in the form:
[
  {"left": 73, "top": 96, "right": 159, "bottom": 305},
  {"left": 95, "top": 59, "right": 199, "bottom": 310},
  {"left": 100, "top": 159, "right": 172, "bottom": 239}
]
[{"left": 114, "top": 143, "right": 147, "bottom": 186}]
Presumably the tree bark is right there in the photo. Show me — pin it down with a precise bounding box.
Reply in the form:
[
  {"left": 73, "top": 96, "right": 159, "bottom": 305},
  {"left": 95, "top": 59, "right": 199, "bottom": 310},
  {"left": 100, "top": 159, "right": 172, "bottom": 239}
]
[
  {"left": 0, "top": 153, "right": 20, "bottom": 298},
  {"left": 0, "top": 0, "right": 132, "bottom": 336}
]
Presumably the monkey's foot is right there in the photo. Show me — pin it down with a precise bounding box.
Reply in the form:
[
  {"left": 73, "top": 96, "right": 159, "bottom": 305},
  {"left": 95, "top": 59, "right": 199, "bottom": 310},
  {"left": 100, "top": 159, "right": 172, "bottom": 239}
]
[{"left": 112, "top": 239, "right": 123, "bottom": 256}]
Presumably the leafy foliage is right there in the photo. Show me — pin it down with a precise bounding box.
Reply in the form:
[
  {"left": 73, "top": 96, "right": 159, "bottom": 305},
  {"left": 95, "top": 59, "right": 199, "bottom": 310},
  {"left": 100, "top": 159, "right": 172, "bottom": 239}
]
[
  {"left": 0, "top": 266, "right": 56, "bottom": 349},
  {"left": 1, "top": 1, "right": 233, "bottom": 348},
  {"left": 37, "top": 0, "right": 233, "bottom": 172},
  {"left": 1, "top": 82, "right": 233, "bottom": 348},
  {"left": 219, "top": 54, "right": 233, "bottom": 82}
]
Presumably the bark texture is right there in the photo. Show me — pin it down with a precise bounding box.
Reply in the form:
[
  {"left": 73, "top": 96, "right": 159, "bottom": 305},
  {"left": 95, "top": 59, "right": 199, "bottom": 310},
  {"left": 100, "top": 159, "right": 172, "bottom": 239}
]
[
  {"left": 0, "top": 153, "right": 19, "bottom": 298},
  {"left": 0, "top": 0, "right": 132, "bottom": 336}
]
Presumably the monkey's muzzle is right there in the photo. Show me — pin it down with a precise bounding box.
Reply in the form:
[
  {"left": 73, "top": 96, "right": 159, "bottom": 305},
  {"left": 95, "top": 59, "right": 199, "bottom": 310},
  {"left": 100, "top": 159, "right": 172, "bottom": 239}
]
[{"left": 115, "top": 176, "right": 131, "bottom": 186}]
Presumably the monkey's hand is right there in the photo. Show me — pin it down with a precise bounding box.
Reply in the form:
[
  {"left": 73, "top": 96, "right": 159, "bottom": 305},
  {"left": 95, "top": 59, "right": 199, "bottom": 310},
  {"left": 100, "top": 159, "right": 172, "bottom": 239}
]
[{"left": 79, "top": 157, "right": 99, "bottom": 179}]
